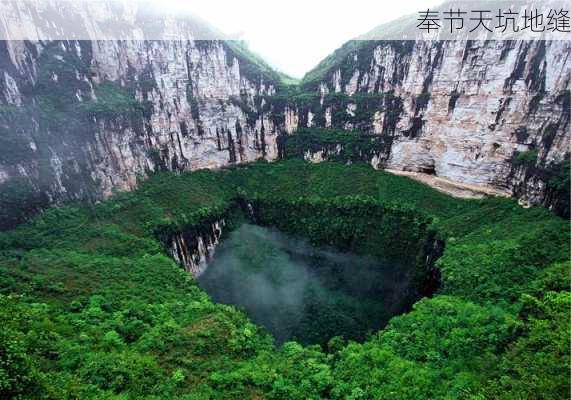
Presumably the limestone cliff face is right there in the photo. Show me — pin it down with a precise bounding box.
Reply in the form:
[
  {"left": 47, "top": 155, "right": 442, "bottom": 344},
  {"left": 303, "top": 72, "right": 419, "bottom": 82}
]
[
  {"left": 169, "top": 219, "right": 226, "bottom": 277},
  {"left": 1, "top": 2, "right": 569, "bottom": 228},
  {"left": 0, "top": 0, "right": 284, "bottom": 229},
  {"left": 291, "top": 40, "right": 570, "bottom": 208},
  {"left": 0, "top": 38, "right": 280, "bottom": 227}
]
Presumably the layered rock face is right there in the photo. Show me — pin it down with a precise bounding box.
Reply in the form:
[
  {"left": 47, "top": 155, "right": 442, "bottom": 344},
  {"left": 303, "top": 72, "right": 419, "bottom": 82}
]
[
  {"left": 291, "top": 40, "right": 570, "bottom": 207},
  {"left": 0, "top": 39, "right": 278, "bottom": 195},
  {"left": 0, "top": 6, "right": 569, "bottom": 229},
  {"left": 169, "top": 219, "right": 226, "bottom": 277},
  {"left": 0, "top": 38, "right": 281, "bottom": 228}
]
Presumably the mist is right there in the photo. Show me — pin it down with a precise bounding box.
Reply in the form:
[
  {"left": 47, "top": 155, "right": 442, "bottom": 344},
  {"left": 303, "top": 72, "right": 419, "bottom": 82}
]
[{"left": 198, "top": 224, "right": 420, "bottom": 346}]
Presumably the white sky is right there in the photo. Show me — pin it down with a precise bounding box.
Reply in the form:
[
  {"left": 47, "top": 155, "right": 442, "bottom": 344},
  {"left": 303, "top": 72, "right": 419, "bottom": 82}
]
[{"left": 159, "top": 0, "right": 437, "bottom": 78}]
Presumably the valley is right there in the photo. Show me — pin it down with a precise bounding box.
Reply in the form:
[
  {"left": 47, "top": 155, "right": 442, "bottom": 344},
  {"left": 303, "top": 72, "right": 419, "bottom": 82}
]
[{"left": 0, "top": 1, "right": 569, "bottom": 398}]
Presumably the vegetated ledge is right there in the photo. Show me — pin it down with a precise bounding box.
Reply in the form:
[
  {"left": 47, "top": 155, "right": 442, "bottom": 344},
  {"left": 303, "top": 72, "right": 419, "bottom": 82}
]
[{"left": 279, "top": 128, "right": 570, "bottom": 215}]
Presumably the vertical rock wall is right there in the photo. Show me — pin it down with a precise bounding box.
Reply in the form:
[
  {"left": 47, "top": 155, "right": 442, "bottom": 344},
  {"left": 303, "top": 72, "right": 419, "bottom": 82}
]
[
  {"left": 0, "top": 38, "right": 282, "bottom": 228},
  {"left": 288, "top": 40, "right": 570, "bottom": 207}
]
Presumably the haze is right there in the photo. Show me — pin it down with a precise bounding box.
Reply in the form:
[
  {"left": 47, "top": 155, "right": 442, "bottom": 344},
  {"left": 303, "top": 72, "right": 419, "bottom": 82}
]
[{"left": 159, "top": 0, "right": 436, "bottom": 78}]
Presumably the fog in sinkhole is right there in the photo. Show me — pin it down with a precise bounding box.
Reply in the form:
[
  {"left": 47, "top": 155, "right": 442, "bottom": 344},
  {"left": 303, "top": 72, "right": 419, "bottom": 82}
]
[{"left": 198, "top": 224, "right": 420, "bottom": 346}]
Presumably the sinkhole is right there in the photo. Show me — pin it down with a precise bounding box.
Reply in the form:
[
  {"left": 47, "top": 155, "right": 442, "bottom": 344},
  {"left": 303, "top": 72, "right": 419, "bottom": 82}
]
[{"left": 197, "top": 223, "right": 436, "bottom": 346}]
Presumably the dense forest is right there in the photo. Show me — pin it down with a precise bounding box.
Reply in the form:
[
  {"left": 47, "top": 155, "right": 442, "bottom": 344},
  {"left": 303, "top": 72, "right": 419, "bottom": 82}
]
[{"left": 0, "top": 156, "right": 568, "bottom": 399}]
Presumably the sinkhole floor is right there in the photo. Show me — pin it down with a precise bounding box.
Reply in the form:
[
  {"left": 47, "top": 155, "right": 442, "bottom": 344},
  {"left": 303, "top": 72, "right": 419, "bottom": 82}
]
[{"left": 197, "top": 224, "right": 419, "bottom": 346}]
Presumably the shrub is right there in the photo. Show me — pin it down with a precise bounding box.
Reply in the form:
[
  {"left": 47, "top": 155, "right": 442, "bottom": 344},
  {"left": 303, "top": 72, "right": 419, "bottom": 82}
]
[{"left": 514, "top": 149, "right": 539, "bottom": 166}]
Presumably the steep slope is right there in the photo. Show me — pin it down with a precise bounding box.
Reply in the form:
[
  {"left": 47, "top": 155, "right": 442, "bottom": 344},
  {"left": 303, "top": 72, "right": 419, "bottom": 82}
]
[
  {"left": 0, "top": 1, "right": 287, "bottom": 229},
  {"left": 290, "top": 27, "right": 570, "bottom": 213},
  {"left": 1, "top": 0, "right": 569, "bottom": 230}
]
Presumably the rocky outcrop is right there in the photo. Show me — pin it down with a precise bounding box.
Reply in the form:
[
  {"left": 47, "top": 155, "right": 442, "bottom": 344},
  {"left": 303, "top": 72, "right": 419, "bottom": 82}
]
[
  {"left": 0, "top": 39, "right": 279, "bottom": 191},
  {"left": 288, "top": 40, "right": 570, "bottom": 210},
  {"left": 0, "top": 0, "right": 285, "bottom": 232},
  {"left": 0, "top": 34, "right": 284, "bottom": 228},
  {"left": 168, "top": 219, "right": 225, "bottom": 277},
  {"left": 0, "top": 1, "right": 569, "bottom": 229}
]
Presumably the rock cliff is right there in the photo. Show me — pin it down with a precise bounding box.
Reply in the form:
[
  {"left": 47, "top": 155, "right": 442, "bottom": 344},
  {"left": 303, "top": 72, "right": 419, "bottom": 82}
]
[
  {"left": 1, "top": 39, "right": 280, "bottom": 188},
  {"left": 285, "top": 39, "right": 570, "bottom": 211},
  {"left": 0, "top": 1, "right": 569, "bottom": 229},
  {"left": 0, "top": 0, "right": 284, "bottom": 228}
]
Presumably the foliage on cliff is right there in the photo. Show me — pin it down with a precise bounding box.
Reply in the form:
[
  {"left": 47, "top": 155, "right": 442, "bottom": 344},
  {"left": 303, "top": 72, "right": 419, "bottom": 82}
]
[
  {"left": 0, "top": 159, "right": 568, "bottom": 399},
  {"left": 300, "top": 40, "right": 413, "bottom": 91},
  {"left": 223, "top": 41, "right": 297, "bottom": 88},
  {"left": 283, "top": 128, "right": 392, "bottom": 162}
]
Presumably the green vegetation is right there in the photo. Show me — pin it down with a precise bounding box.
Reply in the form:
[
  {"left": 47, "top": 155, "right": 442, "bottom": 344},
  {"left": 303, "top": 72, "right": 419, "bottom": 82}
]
[
  {"left": 81, "top": 82, "right": 149, "bottom": 119},
  {"left": 284, "top": 128, "right": 390, "bottom": 162},
  {"left": 223, "top": 41, "right": 297, "bottom": 88},
  {"left": 515, "top": 149, "right": 539, "bottom": 166},
  {"left": 0, "top": 159, "right": 568, "bottom": 399}
]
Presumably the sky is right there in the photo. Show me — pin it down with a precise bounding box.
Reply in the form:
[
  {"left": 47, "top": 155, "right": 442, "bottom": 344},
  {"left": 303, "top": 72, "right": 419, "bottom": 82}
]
[{"left": 159, "top": 0, "right": 437, "bottom": 78}]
